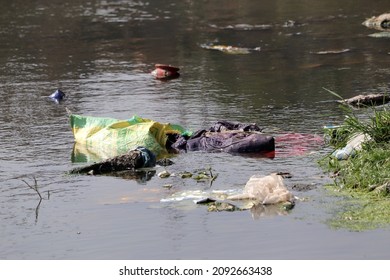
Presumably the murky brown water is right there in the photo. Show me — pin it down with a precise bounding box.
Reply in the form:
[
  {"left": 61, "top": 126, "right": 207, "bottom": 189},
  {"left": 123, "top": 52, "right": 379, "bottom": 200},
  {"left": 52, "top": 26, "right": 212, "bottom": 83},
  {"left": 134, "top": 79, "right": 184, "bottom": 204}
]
[{"left": 1, "top": 0, "right": 390, "bottom": 259}]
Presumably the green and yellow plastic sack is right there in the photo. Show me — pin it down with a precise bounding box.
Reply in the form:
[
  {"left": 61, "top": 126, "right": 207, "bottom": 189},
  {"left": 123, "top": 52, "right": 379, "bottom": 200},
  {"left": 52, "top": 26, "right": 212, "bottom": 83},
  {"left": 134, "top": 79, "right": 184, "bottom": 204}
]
[{"left": 70, "top": 114, "right": 190, "bottom": 162}]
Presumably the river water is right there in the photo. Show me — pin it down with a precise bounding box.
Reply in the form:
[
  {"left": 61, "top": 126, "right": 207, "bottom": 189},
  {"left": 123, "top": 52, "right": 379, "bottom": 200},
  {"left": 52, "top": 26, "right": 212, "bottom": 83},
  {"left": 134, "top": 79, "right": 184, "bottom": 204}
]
[{"left": 1, "top": 0, "right": 389, "bottom": 259}]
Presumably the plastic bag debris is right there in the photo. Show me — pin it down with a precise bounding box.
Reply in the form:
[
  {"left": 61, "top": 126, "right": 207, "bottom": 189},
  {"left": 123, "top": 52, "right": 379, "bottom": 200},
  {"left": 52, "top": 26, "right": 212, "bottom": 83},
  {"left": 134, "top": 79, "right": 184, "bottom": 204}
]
[
  {"left": 49, "top": 89, "right": 65, "bottom": 103},
  {"left": 70, "top": 114, "right": 189, "bottom": 159},
  {"left": 228, "top": 173, "right": 294, "bottom": 205}
]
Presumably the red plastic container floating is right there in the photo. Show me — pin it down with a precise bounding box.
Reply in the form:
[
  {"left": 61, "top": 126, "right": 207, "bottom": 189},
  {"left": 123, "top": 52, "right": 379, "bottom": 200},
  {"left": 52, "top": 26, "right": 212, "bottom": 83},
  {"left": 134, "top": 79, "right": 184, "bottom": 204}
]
[{"left": 151, "top": 64, "right": 180, "bottom": 79}]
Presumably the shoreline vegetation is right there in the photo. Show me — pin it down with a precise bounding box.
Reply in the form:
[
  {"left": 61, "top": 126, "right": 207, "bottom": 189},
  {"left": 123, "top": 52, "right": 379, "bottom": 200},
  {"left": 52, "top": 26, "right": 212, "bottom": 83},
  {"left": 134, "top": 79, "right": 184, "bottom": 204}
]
[{"left": 320, "top": 89, "right": 390, "bottom": 231}]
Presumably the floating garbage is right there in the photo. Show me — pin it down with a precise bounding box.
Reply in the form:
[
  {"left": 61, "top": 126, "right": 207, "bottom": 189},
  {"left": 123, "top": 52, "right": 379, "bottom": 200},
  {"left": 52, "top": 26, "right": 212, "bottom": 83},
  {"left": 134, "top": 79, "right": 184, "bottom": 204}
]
[
  {"left": 362, "top": 13, "right": 390, "bottom": 38},
  {"left": 163, "top": 173, "right": 295, "bottom": 205},
  {"left": 69, "top": 114, "right": 277, "bottom": 164},
  {"left": 69, "top": 114, "right": 189, "bottom": 159},
  {"left": 368, "top": 32, "right": 390, "bottom": 38},
  {"left": 160, "top": 173, "right": 295, "bottom": 217},
  {"left": 227, "top": 173, "right": 295, "bottom": 205},
  {"left": 151, "top": 64, "right": 180, "bottom": 79},
  {"left": 339, "top": 93, "right": 390, "bottom": 107},
  {"left": 160, "top": 189, "right": 235, "bottom": 203},
  {"left": 209, "top": 23, "right": 272, "bottom": 31},
  {"left": 49, "top": 89, "right": 65, "bottom": 103},
  {"left": 178, "top": 171, "right": 192, "bottom": 179},
  {"left": 69, "top": 114, "right": 275, "bottom": 159},
  {"left": 362, "top": 13, "right": 390, "bottom": 31},
  {"left": 157, "top": 170, "right": 171, "bottom": 178},
  {"left": 313, "top": 49, "right": 350, "bottom": 55},
  {"left": 171, "top": 120, "right": 275, "bottom": 156},
  {"left": 200, "top": 43, "right": 261, "bottom": 54}
]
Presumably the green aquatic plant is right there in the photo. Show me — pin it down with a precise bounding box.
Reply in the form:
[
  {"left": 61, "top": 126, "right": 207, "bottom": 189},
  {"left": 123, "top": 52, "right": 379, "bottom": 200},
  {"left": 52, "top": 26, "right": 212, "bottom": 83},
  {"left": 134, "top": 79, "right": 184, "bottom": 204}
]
[{"left": 325, "top": 186, "right": 390, "bottom": 231}]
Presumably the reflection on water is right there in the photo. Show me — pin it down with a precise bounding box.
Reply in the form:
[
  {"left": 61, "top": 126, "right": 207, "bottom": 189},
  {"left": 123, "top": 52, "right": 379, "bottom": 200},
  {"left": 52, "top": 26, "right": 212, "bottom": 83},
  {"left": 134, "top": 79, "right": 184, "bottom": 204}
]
[{"left": 1, "top": 0, "right": 390, "bottom": 259}]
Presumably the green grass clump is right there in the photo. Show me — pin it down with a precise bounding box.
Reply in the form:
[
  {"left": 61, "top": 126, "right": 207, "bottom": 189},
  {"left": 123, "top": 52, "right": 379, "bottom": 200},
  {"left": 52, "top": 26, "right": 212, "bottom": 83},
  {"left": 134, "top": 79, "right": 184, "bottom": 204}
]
[
  {"left": 326, "top": 142, "right": 390, "bottom": 192},
  {"left": 321, "top": 100, "right": 390, "bottom": 193},
  {"left": 320, "top": 89, "right": 390, "bottom": 230}
]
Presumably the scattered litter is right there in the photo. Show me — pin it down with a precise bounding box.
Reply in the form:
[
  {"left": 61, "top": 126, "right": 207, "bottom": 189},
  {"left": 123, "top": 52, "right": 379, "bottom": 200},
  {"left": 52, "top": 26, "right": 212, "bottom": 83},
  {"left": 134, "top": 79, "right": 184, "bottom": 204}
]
[
  {"left": 162, "top": 184, "right": 173, "bottom": 189},
  {"left": 362, "top": 13, "right": 390, "bottom": 38},
  {"left": 339, "top": 93, "right": 390, "bottom": 107},
  {"left": 227, "top": 173, "right": 295, "bottom": 205},
  {"left": 151, "top": 64, "right": 180, "bottom": 79},
  {"left": 172, "top": 120, "right": 274, "bottom": 155},
  {"left": 208, "top": 202, "right": 241, "bottom": 212},
  {"left": 209, "top": 23, "right": 272, "bottom": 31},
  {"left": 161, "top": 173, "right": 294, "bottom": 212},
  {"left": 160, "top": 189, "right": 237, "bottom": 203},
  {"left": 179, "top": 171, "right": 193, "bottom": 179},
  {"left": 49, "top": 89, "right": 65, "bottom": 103},
  {"left": 200, "top": 44, "right": 261, "bottom": 54},
  {"left": 362, "top": 13, "right": 390, "bottom": 31},
  {"left": 282, "top": 20, "right": 296, "bottom": 28},
  {"left": 313, "top": 49, "right": 350, "bottom": 55},
  {"left": 158, "top": 170, "right": 171, "bottom": 178},
  {"left": 194, "top": 197, "right": 217, "bottom": 205},
  {"left": 368, "top": 32, "right": 390, "bottom": 38},
  {"left": 156, "top": 158, "right": 174, "bottom": 166},
  {"left": 332, "top": 133, "right": 371, "bottom": 160}
]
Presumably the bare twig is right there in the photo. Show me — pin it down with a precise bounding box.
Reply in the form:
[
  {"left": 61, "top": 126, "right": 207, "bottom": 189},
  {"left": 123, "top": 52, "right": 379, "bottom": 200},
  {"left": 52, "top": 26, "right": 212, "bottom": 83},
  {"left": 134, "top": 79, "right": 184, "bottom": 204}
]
[
  {"left": 22, "top": 176, "right": 44, "bottom": 224},
  {"left": 22, "top": 176, "right": 43, "bottom": 200}
]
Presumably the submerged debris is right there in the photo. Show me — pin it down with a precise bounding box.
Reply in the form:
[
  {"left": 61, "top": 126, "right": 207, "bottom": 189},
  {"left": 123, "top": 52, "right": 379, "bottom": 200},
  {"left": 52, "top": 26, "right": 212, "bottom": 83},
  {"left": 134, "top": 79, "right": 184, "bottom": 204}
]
[
  {"left": 209, "top": 23, "right": 272, "bottom": 30},
  {"left": 207, "top": 202, "right": 242, "bottom": 212},
  {"left": 156, "top": 158, "right": 174, "bottom": 166},
  {"left": 179, "top": 171, "right": 193, "bottom": 179},
  {"left": 195, "top": 197, "right": 217, "bottom": 205},
  {"left": 70, "top": 147, "right": 156, "bottom": 175},
  {"left": 313, "top": 49, "right": 350, "bottom": 55},
  {"left": 162, "top": 184, "right": 173, "bottom": 189},
  {"left": 368, "top": 32, "right": 390, "bottom": 38},
  {"left": 339, "top": 93, "right": 390, "bottom": 107},
  {"left": 158, "top": 170, "right": 171, "bottom": 178},
  {"left": 371, "top": 182, "right": 390, "bottom": 195},
  {"left": 200, "top": 44, "right": 261, "bottom": 54},
  {"left": 291, "top": 183, "right": 317, "bottom": 192}
]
